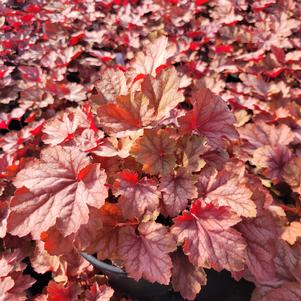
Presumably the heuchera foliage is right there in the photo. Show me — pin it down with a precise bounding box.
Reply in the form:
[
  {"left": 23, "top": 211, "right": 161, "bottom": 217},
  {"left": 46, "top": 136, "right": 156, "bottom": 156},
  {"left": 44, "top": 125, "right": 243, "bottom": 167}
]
[{"left": 1, "top": 0, "right": 301, "bottom": 300}]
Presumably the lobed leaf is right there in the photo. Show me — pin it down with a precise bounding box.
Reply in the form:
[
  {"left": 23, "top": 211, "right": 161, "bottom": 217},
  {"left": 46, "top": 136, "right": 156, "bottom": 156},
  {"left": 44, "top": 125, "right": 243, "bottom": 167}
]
[
  {"left": 7, "top": 146, "right": 107, "bottom": 238},
  {"left": 172, "top": 201, "right": 247, "bottom": 272},
  {"left": 119, "top": 221, "right": 177, "bottom": 285}
]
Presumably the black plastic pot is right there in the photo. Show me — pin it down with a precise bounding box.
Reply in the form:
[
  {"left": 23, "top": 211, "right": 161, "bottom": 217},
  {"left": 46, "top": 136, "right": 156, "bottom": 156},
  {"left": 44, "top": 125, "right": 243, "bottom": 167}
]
[
  {"left": 80, "top": 253, "right": 254, "bottom": 301},
  {"left": 80, "top": 252, "right": 172, "bottom": 300}
]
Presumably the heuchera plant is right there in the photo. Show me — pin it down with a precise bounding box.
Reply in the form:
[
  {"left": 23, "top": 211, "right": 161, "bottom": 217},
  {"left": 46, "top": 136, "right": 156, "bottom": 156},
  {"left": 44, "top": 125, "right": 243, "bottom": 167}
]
[{"left": 1, "top": 1, "right": 301, "bottom": 300}]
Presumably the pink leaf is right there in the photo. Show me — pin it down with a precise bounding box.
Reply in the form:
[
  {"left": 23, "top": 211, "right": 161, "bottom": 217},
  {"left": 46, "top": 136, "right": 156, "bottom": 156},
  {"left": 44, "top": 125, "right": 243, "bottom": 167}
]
[
  {"left": 0, "top": 277, "right": 14, "bottom": 299},
  {"left": 42, "top": 109, "right": 90, "bottom": 146},
  {"left": 178, "top": 135, "right": 207, "bottom": 172},
  {"left": 160, "top": 168, "right": 198, "bottom": 217},
  {"left": 171, "top": 201, "right": 246, "bottom": 272},
  {"left": 30, "top": 241, "right": 61, "bottom": 274},
  {"left": 273, "top": 240, "right": 301, "bottom": 284},
  {"left": 91, "top": 203, "right": 125, "bottom": 260},
  {"left": 9, "top": 272, "right": 36, "bottom": 295},
  {"left": 7, "top": 146, "right": 107, "bottom": 238},
  {"left": 237, "top": 208, "right": 277, "bottom": 284},
  {"left": 281, "top": 221, "right": 301, "bottom": 245},
  {"left": 252, "top": 282, "right": 301, "bottom": 301},
  {"left": 239, "top": 122, "right": 294, "bottom": 149},
  {"left": 251, "top": 145, "right": 292, "bottom": 182},
  {"left": 141, "top": 67, "right": 184, "bottom": 121},
  {"left": 119, "top": 221, "right": 177, "bottom": 284},
  {"left": 95, "top": 68, "right": 128, "bottom": 103},
  {"left": 197, "top": 169, "right": 256, "bottom": 218},
  {"left": 171, "top": 250, "right": 207, "bottom": 300},
  {"left": 131, "top": 36, "right": 175, "bottom": 76},
  {"left": 282, "top": 156, "right": 301, "bottom": 194},
  {"left": 0, "top": 249, "right": 22, "bottom": 277},
  {"left": 76, "top": 163, "right": 108, "bottom": 208},
  {"left": 114, "top": 170, "right": 160, "bottom": 219}
]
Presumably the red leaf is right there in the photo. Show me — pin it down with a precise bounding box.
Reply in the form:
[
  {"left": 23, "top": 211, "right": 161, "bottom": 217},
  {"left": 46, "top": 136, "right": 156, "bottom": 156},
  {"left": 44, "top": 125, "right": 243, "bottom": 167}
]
[
  {"left": 40, "top": 227, "right": 73, "bottom": 256},
  {"left": 45, "top": 80, "right": 70, "bottom": 98},
  {"left": 47, "top": 281, "right": 78, "bottom": 301},
  {"left": 133, "top": 73, "right": 146, "bottom": 83},
  {"left": 155, "top": 63, "right": 170, "bottom": 75},
  {"left": 215, "top": 45, "right": 233, "bottom": 53},
  {"left": 195, "top": 0, "right": 209, "bottom": 5},
  {"left": 252, "top": 0, "right": 275, "bottom": 12},
  {"left": 178, "top": 88, "right": 238, "bottom": 147},
  {"left": 114, "top": 170, "right": 160, "bottom": 219},
  {"left": 119, "top": 221, "right": 177, "bottom": 284},
  {"left": 7, "top": 146, "right": 107, "bottom": 238},
  {"left": 264, "top": 67, "right": 285, "bottom": 78},
  {"left": 25, "top": 4, "right": 41, "bottom": 13},
  {"left": 90, "top": 203, "right": 132, "bottom": 260},
  {"left": 69, "top": 32, "right": 85, "bottom": 46},
  {"left": 172, "top": 201, "right": 246, "bottom": 272},
  {"left": 19, "top": 66, "right": 41, "bottom": 82},
  {"left": 271, "top": 46, "right": 286, "bottom": 64}
]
